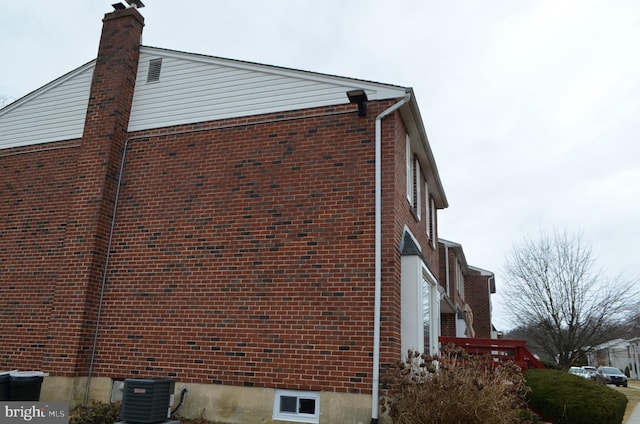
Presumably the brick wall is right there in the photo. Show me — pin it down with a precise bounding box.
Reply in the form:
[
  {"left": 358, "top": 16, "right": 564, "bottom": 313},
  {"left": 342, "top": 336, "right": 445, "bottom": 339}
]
[
  {"left": 465, "top": 270, "right": 493, "bottom": 339},
  {"left": 0, "top": 100, "right": 412, "bottom": 395},
  {"left": 73, "top": 99, "right": 404, "bottom": 394},
  {"left": 440, "top": 313, "right": 457, "bottom": 337},
  {"left": 0, "top": 141, "right": 79, "bottom": 370}
]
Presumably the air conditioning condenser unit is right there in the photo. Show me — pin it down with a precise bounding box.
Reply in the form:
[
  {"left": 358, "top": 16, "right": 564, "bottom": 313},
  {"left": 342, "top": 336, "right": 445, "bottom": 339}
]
[{"left": 120, "top": 378, "right": 175, "bottom": 424}]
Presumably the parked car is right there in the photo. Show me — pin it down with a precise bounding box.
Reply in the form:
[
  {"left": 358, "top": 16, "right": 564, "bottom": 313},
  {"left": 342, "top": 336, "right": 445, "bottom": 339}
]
[
  {"left": 569, "top": 367, "right": 589, "bottom": 378},
  {"left": 581, "top": 366, "right": 598, "bottom": 380},
  {"left": 596, "top": 366, "right": 628, "bottom": 387}
]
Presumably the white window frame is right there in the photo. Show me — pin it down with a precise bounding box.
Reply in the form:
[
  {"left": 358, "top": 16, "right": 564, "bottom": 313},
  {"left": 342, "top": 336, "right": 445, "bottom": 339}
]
[
  {"left": 401, "top": 229, "right": 440, "bottom": 357},
  {"left": 425, "top": 182, "right": 430, "bottom": 238},
  {"left": 406, "top": 136, "right": 413, "bottom": 204},
  {"left": 415, "top": 159, "right": 421, "bottom": 220},
  {"left": 429, "top": 197, "right": 436, "bottom": 248},
  {"left": 273, "top": 389, "right": 320, "bottom": 424},
  {"left": 423, "top": 264, "right": 440, "bottom": 356},
  {"left": 456, "top": 260, "right": 465, "bottom": 299}
]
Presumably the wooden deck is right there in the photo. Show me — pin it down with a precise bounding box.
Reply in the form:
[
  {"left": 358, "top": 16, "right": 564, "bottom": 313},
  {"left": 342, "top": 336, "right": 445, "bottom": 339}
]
[{"left": 439, "top": 336, "right": 545, "bottom": 370}]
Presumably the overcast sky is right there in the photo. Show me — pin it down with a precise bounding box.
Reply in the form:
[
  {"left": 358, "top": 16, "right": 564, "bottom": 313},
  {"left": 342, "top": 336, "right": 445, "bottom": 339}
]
[{"left": 1, "top": 1, "right": 639, "bottom": 330}]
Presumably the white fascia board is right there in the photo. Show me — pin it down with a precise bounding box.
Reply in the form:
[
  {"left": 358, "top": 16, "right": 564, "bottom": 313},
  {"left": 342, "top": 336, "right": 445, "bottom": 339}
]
[{"left": 399, "top": 91, "right": 448, "bottom": 209}]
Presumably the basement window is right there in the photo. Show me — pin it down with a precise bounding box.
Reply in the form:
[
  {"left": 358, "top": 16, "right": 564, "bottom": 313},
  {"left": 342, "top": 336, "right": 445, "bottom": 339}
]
[
  {"left": 273, "top": 389, "right": 320, "bottom": 423},
  {"left": 146, "top": 58, "right": 162, "bottom": 82}
]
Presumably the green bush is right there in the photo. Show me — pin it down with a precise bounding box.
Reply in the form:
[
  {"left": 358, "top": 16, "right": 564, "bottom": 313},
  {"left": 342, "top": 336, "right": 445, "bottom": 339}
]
[{"left": 524, "top": 369, "right": 627, "bottom": 424}]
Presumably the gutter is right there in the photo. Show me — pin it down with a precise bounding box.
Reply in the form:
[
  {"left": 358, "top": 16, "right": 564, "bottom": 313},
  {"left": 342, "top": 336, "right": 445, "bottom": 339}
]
[{"left": 371, "top": 92, "right": 411, "bottom": 424}]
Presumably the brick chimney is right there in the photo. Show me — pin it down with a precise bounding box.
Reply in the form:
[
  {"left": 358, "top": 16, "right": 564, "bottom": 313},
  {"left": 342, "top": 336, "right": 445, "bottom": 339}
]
[{"left": 45, "top": 7, "right": 144, "bottom": 376}]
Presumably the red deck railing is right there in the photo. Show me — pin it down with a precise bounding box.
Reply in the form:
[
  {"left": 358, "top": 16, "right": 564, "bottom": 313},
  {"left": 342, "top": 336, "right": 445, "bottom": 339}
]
[{"left": 439, "top": 336, "right": 545, "bottom": 370}]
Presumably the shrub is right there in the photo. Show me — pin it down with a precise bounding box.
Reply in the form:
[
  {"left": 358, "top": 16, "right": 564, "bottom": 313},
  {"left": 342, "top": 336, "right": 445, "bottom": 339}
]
[
  {"left": 69, "top": 402, "right": 121, "bottom": 424},
  {"left": 524, "top": 369, "right": 627, "bottom": 424},
  {"left": 381, "top": 345, "right": 531, "bottom": 424}
]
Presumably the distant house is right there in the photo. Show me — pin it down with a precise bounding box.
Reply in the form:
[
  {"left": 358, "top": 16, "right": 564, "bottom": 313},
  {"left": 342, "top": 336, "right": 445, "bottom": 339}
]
[
  {"left": 0, "top": 5, "right": 498, "bottom": 424},
  {"left": 588, "top": 338, "right": 640, "bottom": 379},
  {"left": 438, "top": 239, "right": 496, "bottom": 340}
]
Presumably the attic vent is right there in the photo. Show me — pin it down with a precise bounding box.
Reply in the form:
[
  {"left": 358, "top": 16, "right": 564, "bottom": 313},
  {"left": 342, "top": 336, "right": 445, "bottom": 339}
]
[{"left": 146, "top": 58, "right": 162, "bottom": 82}]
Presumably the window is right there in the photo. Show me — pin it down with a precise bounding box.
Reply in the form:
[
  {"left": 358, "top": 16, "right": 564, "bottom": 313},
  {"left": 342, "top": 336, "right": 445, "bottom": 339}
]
[
  {"left": 425, "top": 182, "right": 430, "bottom": 238},
  {"left": 429, "top": 197, "right": 436, "bottom": 248},
  {"left": 273, "top": 390, "right": 320, "bottom": 423},
  {"left": 401, "top": 232, "right": 440, "bottom": 357},
  {"left": 406, "top": 136, "right": 413, "bottom": 204},
  {"left": 456, "top": 260, "right": 465, "bottom": 299},
  {"left": 415, "top": 159, "right": 421, "bottom": 220},
  {"left": 423, "top": 276, "right": 430, "bottom": 353},
  {"left": 423, "top": 265, "right": 440, "bottom": 355}
]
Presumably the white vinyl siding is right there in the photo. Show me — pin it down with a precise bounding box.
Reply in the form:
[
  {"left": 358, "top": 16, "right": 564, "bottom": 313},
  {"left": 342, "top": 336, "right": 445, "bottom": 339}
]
[
  {"left": 0, "top": 62, "right": 94, "bottom": 149},
  {"left": 128, "top": 47, "right": 407, "bottom": 132},
  {"left": 1, "top": 46, "right": 408, "bottom": 150}
]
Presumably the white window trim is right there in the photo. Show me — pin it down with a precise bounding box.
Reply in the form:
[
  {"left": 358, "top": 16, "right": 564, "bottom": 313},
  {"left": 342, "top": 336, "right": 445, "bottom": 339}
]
[
  {"left": 273, "top": 389, "right": 320, "bottom": 424},
  {"left": 456, "top": 260, "right": 465, "bottom": 299},
  {"left": 415, "top": 159, "right": 421, "bottom": 220},
  {"left": 401, "top": 228, "right": 440, "bottom": 357},
  {"left": 423, "top": 262, "right": 440, "bottom": 356},
  {"left": 429, "top": 197, "right": 436, "bottom": 248},
  {"left": 424, "top": 182, "right": 430, "bottom": 238},
  {"left": 406, "top": 135, "right": 413, "bottom": 204}
]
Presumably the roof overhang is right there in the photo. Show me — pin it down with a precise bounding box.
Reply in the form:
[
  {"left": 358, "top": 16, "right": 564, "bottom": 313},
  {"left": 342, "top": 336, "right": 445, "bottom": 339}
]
[
  {"left": 399, "top": 89, "right": 448, "bottom": 209},
  {"left": 439, "top": 238, "right": 469, "bottom": 271},
  {"left": 440, "top": 293, "right": 456, "bottom": 313}
]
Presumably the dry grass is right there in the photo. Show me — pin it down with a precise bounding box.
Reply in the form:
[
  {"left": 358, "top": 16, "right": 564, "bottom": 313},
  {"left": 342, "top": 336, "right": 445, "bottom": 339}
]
[{"left": 614, "top": 381, "right": 640, "bottom": 424}]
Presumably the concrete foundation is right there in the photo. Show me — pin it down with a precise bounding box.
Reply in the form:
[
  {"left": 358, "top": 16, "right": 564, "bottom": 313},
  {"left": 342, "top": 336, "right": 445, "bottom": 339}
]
[{"left": 40, "top": 377, "right": 377, "bottom": 423}]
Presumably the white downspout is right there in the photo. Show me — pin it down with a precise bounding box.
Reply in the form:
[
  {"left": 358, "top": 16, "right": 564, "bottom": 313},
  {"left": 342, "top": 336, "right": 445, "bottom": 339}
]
[{"left": 371, "top": 93, "right": 411, "bottom": 424}]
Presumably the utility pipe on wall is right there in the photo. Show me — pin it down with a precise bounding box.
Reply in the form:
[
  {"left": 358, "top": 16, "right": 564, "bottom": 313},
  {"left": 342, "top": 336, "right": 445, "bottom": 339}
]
[
  {"left": 84, "top": 137, "right": 130, "bottom": 406},
  {"left": 370, "top": 93, "right": 411, "bottom": 424}
]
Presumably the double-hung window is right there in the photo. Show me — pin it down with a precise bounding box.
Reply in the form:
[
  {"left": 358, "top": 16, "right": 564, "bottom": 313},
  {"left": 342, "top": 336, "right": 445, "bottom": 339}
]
[
  {"left": 456, "top": 260, "right": 465, "bottom": 299},
  {"left": 415, "top": 159, "right": 421, "bottom": 220},
  {"left": 406, "top": 136, "right": 414, "bottom": 204},
  {"left": 406, "top": 135, "right": 424, "bottom": 221},
  {"left": 425, "top": 182, "right": 430, "bottom": 238},
  {"left": 429, "top": 197, "right": 436, "bottom": 248}
]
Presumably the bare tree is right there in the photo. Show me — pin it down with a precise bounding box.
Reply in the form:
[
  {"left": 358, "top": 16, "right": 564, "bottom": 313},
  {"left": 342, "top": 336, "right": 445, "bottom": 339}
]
[{"left": 502, "top": 230, "right": 638, "bottom": 369}]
